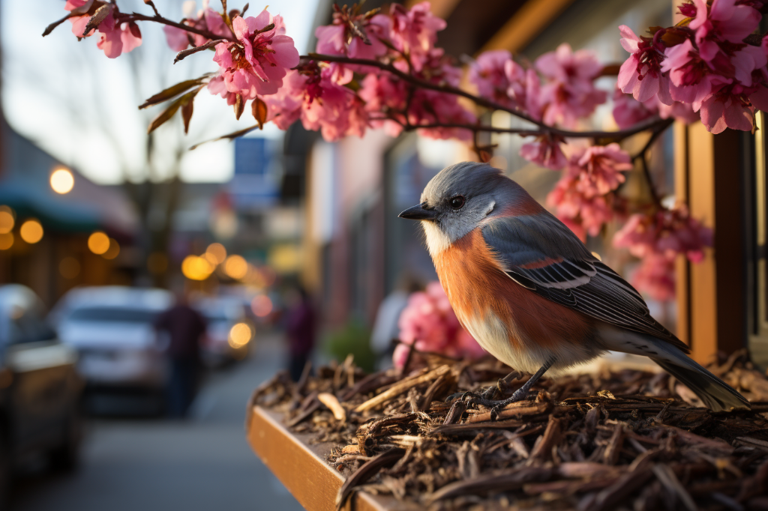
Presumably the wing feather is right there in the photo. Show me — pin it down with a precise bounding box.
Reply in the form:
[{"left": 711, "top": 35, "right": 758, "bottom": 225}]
[{"left": 482, "top": 214, "right": 689, "bottom": 353}]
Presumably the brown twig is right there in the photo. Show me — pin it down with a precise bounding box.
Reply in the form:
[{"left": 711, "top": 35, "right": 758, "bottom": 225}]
[
  {"left": 121, "top": 12, "right": 237, "bottom": 43},
  {"left": 630, "top": 117, "right": 674, "bottom": 207}
]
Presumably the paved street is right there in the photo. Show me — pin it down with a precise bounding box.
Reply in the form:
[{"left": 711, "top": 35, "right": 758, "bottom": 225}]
[{"left": 10, "top": 334, "right": 304, "bottom": 511}]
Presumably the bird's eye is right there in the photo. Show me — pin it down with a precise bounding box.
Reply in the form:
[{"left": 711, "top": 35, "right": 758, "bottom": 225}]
[{"left": 449, "top": 195, "right": 466, "bottom": 209}]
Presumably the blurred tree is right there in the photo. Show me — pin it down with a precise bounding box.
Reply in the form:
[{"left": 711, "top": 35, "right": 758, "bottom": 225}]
[{"left": 3, "top": 0, "right": 252, "bottom": 287}]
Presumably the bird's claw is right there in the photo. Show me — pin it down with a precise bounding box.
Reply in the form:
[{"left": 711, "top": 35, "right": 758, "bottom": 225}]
[
  {"left": 488, "top": 389, "right": 529, "bottom": 420},
  {"left": 480, "top": 382, "right": 502, "bottom": 400},
  {"left": 447, "top": 379, "right": 507, "bottom": 402}
]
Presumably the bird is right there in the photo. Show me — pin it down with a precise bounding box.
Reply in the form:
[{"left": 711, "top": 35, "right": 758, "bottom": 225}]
[{"left": 398, "top": 161, "right": 749, "bottom": 413}]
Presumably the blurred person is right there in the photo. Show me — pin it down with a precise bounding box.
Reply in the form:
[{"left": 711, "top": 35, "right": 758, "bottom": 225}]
[
  {"left": 154, "top": 286, "right": 208, "bottom": 418},
  {"left": 370, "top": 274, "right": 423, "bottom": 368},
  {"left": 284, "top": 284, "right": 316, "bottom": 381}
]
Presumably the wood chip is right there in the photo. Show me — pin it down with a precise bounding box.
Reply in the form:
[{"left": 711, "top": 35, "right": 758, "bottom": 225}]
[{"left": 318, "top": 392, "right": 346, "bottom": 422}]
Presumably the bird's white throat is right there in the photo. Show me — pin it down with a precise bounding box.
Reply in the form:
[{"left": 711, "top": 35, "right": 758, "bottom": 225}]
[{"left": 422, "top": 221, "right": 452, "bottom": 256}]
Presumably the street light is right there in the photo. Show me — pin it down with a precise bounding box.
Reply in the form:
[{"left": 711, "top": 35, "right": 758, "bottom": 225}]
[
  {"left": 88, "top": 231, "right": 109, "bottom": 255},
  {"left": 0, "top": 206, "right": 14, "bottom": 234},
  {"left": 50, "top": 167, "right": 74, "bottom": 194},
  {"left": 19, "top": 220, "right": 43, "bottom": 244},
  {"left": 181, "top": 255, "right": 214, "bottom": 281},
  {"left": 224, "top": 255, "right": 248, "bottom": 280}
]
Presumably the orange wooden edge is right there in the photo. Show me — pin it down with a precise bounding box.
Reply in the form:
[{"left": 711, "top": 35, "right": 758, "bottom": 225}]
[{"left": 246, "top": 405, "right": 394, "bottom": 511}]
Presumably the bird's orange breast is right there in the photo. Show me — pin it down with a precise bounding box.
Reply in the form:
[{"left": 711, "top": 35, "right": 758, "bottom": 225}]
[{"left": 432, "top": 228, "right": 594, "bottom": 368}]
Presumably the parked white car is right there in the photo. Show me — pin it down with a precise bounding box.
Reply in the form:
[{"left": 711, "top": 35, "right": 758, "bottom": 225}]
[{"left": 50, "top": 287, "right": 172, "bottom": 411}]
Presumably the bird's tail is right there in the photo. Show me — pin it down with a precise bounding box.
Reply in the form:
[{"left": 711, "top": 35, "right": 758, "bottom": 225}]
[
  {"left": 599, "top": 326, "right": 750, "bottom": 412},
  {"left": 651, "top": 355, "right": 750, "bottom": 412}
]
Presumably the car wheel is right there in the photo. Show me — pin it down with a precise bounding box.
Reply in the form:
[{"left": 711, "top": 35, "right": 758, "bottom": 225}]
[{"left": 49, "top": 408, "right": 82, "bottom": 473}]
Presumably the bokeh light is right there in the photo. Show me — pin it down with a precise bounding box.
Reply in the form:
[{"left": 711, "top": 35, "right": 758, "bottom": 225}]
[
  {"left": 50, "top": 167, "right": 75, "bottom": 194},
  {"left": 228, "top": 322, "right": 251, "bottom": 349},
  {"left": 102, "top": 239, "right": 120, "bottom": 260},
  {"left": 251, "top": 295, "right": 273, "bottom": 318},
  {"left": 20, "top": 220, "right": 43, "bottom": 244},
  {"left": 245, "top": 266, "right": 266, "bottom": 288},
  {"left": 0, "top": 207, "right": 15, "bottom": 234},
  {"left": 224, "top": 254, "right": 248, "bottom": 280},
  {"left": 181, "top": 255, "right": 214, "bottom": 281},
  {"left": 205, "top": 242, "right": 227, "bottom": 265},
  {"left": 210, "top": 210, "right": 238, "bottom": 239},
  {"left": 0, "top": 233, "right": 13, "bottom": 250},
  {"left": 59, "top": 257, "right": 81, "bottom": 279},
  {"left": 88, "top": 231, "right": 110, "bottom": 255},
  {"left": 268, "top": 244, "right": 302, "bottom": 274}
]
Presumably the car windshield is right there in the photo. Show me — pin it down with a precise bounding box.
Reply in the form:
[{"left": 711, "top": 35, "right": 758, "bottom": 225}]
[
  {"left": 204, "top": 311, "right": 229, "bottom": 322},
  {"left": 66, "top": 307, "right": 159, "bottom": 323}
]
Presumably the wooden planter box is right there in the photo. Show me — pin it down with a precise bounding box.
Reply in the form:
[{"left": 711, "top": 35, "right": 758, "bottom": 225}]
[
  {"left": 247, "top": 357, "right": 768, "bottom": 511},
  {"left": 247, "top": 406, "right": 399, "bottom": 511}
]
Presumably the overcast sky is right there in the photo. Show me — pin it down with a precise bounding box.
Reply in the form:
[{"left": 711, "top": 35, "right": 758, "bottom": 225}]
[{"left": 1, "top": 0, "right": 318, "bottom": 184}]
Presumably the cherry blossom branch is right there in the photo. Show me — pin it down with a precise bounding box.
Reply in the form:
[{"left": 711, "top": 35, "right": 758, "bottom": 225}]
[
  {"left": 306, "top": 53, "right": 670, "bottom": 141},
  {"left": 387, "top": 120, "right": 544, "bottom": 137},
  {"left": 144, "top": 1, "right": 161, "bottom": 17},
  {"left": 638, "top": 156, "right": 661, "bottom": 208},
  {"left": 121, "top": 12, "right": 237, "bottom": 43},
  {"left": 630, "top": 118, "right": 674, "bottom": 208}
]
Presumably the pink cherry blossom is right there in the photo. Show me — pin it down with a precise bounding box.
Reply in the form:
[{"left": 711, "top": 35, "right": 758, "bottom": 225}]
[
  {"left": 389, "top": 2, "right": 446, "bottom": 71},
  {"left": 359, "top": 73, "right": 408, "bottom": 137},
  {"left": 359, "top": 50, "right": 476, "bottom": 140},
  {"left": 207, "top": 73, "right": 239, "bottom": 106},
  {"left": 519, "top": 134, "right": 567, "bottom": 170},
  {"left": 65, "top": 0, "right": 93, "bottom": 38},
  {"left": 613, "top": 206, "right": 713, "bottom": 263},
  {"left": 574, "top": 144, "right": 633, "bottom": 198},
  {"left": 315, "top": 5, "right": 391, "bottom": 60},
  {"left": 502, "top": 60, "right": 524, "bottom": 103},
  {"left": 612, "top": 88, "right": 657, "bottom": 129},
  {"left": 536, "top": 43, "right": 602, "bottom": 85},
  {"left": 394, "top": 281, "right": 482, "bottom": 369},
  {"left": 520, "top": 68, "right": 544, "bottom": 120},
  {"left": 661, "top": 39, "right": 729, "bottom": 107},
  {"left": 697, "top": 48, "right": 768, "bottom": 133},
  {"left": 263, "top": 64, "right": 370, "bottom": 141},
  {"left": 612, "top": 213, "right": 658, "bottom": 258},
  {"left": 470, "top": 50, "right": 517, "bottom": 107},
  {"left": 689, "top": 0, "right": 760, "bottom": 62},
  {"left": 631, "top": 254, "right": 676, "bottom": 302},
  {"left": 617, "top": 26, "right": 672, "bottom": 105},
  {"left": 163, "top": 6, "right": 228, "bottom": 52},
  {"left": 163, "top": 25, "right": 191, "bottom": 52},
  {"left": 547, "top": 168, "right": 616, "bottom": 240},
  {"left": 657, "top": 100, "right": 700, "bottom": 124},
  {"left": 535, "top": 44, "right": 607, "bottom": 127},
  {"left": 64, "top": 1, "right": 142, "bottom": 58},
  {"left": 213, "top": 12, "right": 299, "bottom": 100}
]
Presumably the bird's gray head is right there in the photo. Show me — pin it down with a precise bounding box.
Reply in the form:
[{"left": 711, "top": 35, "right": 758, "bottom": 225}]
[{"left": 399, "top": 162, "right": 533, "bottom": 254}]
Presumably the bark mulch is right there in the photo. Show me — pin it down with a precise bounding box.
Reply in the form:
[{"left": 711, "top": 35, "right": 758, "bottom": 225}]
[{"left": 251, "top": 350, "right": 768, "bottom": 510}]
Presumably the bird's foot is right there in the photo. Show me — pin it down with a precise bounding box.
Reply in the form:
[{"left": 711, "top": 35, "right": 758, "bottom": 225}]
[
  {"left": 445, "top": 378, "right": 509, "bottom": 405},
  {"left": 489, "top": 388, "right": 529, "bottom": 421}
]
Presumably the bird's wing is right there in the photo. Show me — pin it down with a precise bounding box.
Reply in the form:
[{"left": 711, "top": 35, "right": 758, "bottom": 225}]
[{"left": 481, "top": 214, "right": 689, "bottom": 353}]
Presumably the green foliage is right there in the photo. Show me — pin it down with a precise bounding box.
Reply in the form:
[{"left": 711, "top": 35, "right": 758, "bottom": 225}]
[{"left": 322, "top": 320, "right": 376, "bottom": 373}]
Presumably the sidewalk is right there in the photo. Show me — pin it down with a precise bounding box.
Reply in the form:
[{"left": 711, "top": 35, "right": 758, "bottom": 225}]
[{"left": 11, "top": 333, "right": 303, "bottom": 511}]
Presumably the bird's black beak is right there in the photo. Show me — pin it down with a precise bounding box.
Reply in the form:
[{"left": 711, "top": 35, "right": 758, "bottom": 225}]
[{"left": 399, "top": 203, "right": 437, "bottom": 221}]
